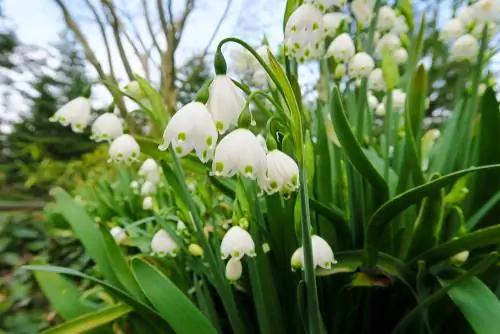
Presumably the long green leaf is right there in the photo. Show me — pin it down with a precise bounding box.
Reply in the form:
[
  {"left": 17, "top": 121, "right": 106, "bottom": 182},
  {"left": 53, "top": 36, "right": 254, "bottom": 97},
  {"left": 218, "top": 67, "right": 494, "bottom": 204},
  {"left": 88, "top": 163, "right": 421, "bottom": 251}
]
[
  {"left": 331, "top": 87, "right": 389, "bottom": 208},
  {"left": 52, "top": 189, "right": 120, "bottom": 287},
  {"left": 392, "top": 252, "right": 499, "bottom": 333},
  {"left": 42, "top": 304, "right": 132, "bottom": 334},
  {"left": 410, "top": 224, "right": 500, "bottom": 264},
  {"left": 365, "top": 164, "right": 500, "bottom": 266},
  {"left": 437, "top": 276, "right": 500, "bottom": 334},
  {"left": 131, "top": 258, "right": 218, "bottom": 334}
]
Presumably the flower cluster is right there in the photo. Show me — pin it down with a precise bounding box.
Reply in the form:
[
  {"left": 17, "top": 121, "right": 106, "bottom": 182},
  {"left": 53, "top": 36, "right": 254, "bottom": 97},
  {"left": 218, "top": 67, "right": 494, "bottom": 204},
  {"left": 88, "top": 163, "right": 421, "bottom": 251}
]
[{"left": 132, "top": 158, "right": 163, "bottom": 210}]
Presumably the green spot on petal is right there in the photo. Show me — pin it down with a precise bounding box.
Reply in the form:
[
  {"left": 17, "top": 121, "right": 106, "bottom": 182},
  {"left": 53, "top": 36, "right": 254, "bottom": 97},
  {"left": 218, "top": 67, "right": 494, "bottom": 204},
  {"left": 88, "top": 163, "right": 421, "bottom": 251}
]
[
  {"left": 215, "top": 161, "right": 224, "bottom": 172},
  {"left": 177, "top": 132, "right": 186, "bottom": 141},
  {"left": 244, "top": 165, "right": 253, "bottom": 175},
  {"left": 216, "top": 121, "right": 224, "bottom": 132},
  {"left": 206, "top": 136, "right": 213, "bottom": 146},
  {"left": 175, "top": 146, "right": 183, "bottom": 154}
]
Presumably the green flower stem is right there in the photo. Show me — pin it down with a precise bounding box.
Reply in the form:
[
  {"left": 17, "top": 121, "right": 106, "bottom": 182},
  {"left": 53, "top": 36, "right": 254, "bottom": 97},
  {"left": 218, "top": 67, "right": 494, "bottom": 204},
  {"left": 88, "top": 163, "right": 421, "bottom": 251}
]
[
  {"left": 244, "top": 90, "right": 284, "bottom": 118},
  {"left": 217, "top": 37, "right": 287, "bottom": 104},
  {"left": 356, "top": 79, "right": 368, "bottom": 142},
  {"left": 384, "top": 90, "right": 394, "bottom": 183}
]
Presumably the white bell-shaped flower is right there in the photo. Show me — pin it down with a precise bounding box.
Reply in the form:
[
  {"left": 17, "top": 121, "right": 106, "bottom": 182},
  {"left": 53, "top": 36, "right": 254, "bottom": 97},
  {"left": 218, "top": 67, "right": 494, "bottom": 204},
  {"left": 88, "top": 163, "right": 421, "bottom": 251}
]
[
  {"left": 386, "top": 89, "right": 407, "bottom": 110},
  {"left": 368, "top": 93, "right": 379, "bottom": 110},
  {"left": 130, "top": 180, "right": 139, "bottom": 190},
  {"left": 323, "top": 12, "right": 350, "bottom": 38},
  {"left": 472, "top": 0, "right": 500, "bottom": 24},
  {"left": 90, "top": 113, "right": 123, "bottom": 142},
  {"left": 305, "top": 0, "right": 346, "bottom": 12},
  {"left": 110, "top": 226, "right": 127, "bottom": 244},
  {"left": 212, "top": 129, "right": 267, "bottom": 179},
  {"left": 392, "top": 15, "right": 409, "bottom": 34},
  {"left": 284, "top": 4, "right": 324, "bottom": 62},
  {"left": 258, "top": 150, "right": 299, "bottom": 195},
  {"left": 374, "top": 33, "right": 401, "bottom": 58},
  {"left": 450, "top": 34, "right": 479, "bottom": 62},
  {"left": 326, "top": 33, "right": 355, "bottom": 63},
  {"left": 220, "top": 226, "right": 256, "bottom": 260},
  {"left": 108, "top": 134, "right": 140, "bottom": 164},
  {"left": 177, "top": 220, "right": 187, "bottom": 231},
  {"left": 290, "top": 235, "right": 337, "bottom": 270},
  {"left": 151, "top": 229, "right": 178, "bottom": 256},
  {"left": 138, "top": 158, "right": 161, "bottom": 183},
  {"left": 124, "top": 81, "right": 145, "bottom": 100},
  {"left": 207, "top": 75, "right": 246, "bottom": 134},
  {"left": 225, "top": 258, "right": 243, "bottom": 281},
  {"left": 256, "top": 134, "right": 268, "bottom": 153},
  {"left": 440, "top": 19, "right": 465, "bottom": 42},
  {"left": 471, "top": 21, "right": 496, "bottom": 39},
  {"left": 457, "top": 6, "right": 478, "bottom": 29},
  {"left": 394, "top": 48, "right": 408, "bottom": 64},
  {"left": 368, "top": 68, "right": 386, "bottom": 91},
  {"left": 376, "top": 6, "right": 397, "bottom": 32},
  {"left": 349, "top": 52, "right": 375, "bottom": 78},
  {"left": 49, "top": 97, "right": 91, "bottom": 133},
  {"left": 142, "top": 196, "right": 153, "bottom": 210},
  {"left": 159, "top": 102, "right": 218, "bottom": 163},
  {"left": 375, "top": 103, "right": 386, "bottom": 116},
  {"left": 351, "top": 0, "right": 374, "bottom": 27},
  {"left": 140, "top": 181, "right": 157, "bottom": 195}
]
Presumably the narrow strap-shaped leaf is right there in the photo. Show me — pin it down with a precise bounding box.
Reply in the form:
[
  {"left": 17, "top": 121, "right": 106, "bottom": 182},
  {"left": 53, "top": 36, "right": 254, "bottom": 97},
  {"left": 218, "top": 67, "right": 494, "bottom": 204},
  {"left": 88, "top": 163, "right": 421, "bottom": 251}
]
[
  {"left": 41, "top": 303, "right": 132, "bottom": 334},
  {"left": 330, "top": 87, "right": 389, "bottom": 208},
  {"left": 437, "top": 276, "right": 500, "bottom": 334},
  {"left": 392, "top": 252, "right": 499, "bottom": 333},
  {"left": 365, "top": 164, "right": 500, "bottom": 266},
  {"left": 131, "top": 258, "right": 218, "bottom": 334}
]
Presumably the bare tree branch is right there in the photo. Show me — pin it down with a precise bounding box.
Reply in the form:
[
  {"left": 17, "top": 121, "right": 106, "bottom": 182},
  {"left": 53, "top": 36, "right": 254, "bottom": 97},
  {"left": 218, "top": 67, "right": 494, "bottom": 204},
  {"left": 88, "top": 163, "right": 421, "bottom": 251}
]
[
  {"left": 100, "top": 0, "right": 134, "bottom": 80},
  {"left": 141, "top": 0, "right": 163, "bottom": 55},
  {"left": 157, "top": 0, "right": 172, "bottom": 46},
  {"left": 175, "top": 0, "right": 195, "bottom": 45}
]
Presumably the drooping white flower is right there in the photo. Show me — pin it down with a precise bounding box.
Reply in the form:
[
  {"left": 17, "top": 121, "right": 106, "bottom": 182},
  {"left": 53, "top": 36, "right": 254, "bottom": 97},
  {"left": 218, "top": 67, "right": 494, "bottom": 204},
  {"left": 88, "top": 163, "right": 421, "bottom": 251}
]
[
  {"left": 225, "top": 258, "right": 243, "bottom": 281},
  {"left": 142, "top": 196, "right": 153, "bottom": 210},
  {"left": 450, "top": 34, "right": 479, "bottom": 62},
  {"left": 389, "top": 89, "right": 407, "bottom": 110},
  {"left": 108, "top": 134, "right": 140, "bottom": 164},
  {"left": 374, "top": 33, "right": 401, "bottom": 58},
  {"left": 457, "top": 6, "right": 478, "bottom": 29},
  {"left": 124, "top": 81, "right": 146, "bottom": 100},
  {"left": 323, "top": 12, "right": 351, "bottom": 38},
  {"left": 326, "top": 33, "right": 355, "bottom": 62},
  {"left": 394, "top": 48, "right": 408, "bottom": 64},
  {"left": 110, "top": 226, "right": 127, "bottom": 244},
  {"left": 284, "top": 4, "right": 324, "bottom": 62},
  {"left": 392, "top": 15, "right": 409, "bottom": 34},
  {"left": 472, "top": 0, "right": 500, "bottom": 24},
  {"left": 367, "top": 93, "right": 378, "bottom": 110},
  {"left": 351, "top": 0, "right": 374, "bottom": 27},
  {"left": 375, "top": 103, "right": 386, "bottom": 116},
  {"left": 130, "top": 180, "right": 139, "bottom": 190},
  {"left": 305, "top": 0, "right": 346, "bottom": 12},
  {"left": 220, "top": 226, "right": 256, "bottom": 260},
  {"left": 440, "top": 19, "right": 465, "bottom": 42},
  {"left": 376, "top": 6, "right": 397, "bottom": 32},
  {"left": 207, "top": 75, "right": 246, "bottom": 134},
  {"left": 138, "top": 158, "right": 161, "bottom": 183},
  {"left": 159, "top": 102, "right": 218, "bottom": 163},
  {"left": 140, "top": 181, "right": 157, "bottom": 195},
  {"left": 49, "top": 97, "right": 91, "bottom": 133},
  {"left": 471, "top": 21, "right": 497, "bottom": 39},
  {"left": 256, "top": 134, "right": 268, "bottom": 153},
  {"left": 290, "top": 235, "right": 337, "bottom": 270},
  {"left": 368, "top": 68, "right": 386, "bottom": 91},
  {"left": 258, "top": 150, "right": 299, "bottom": 195},
  {"left": 151, "top": 229, "right": 178, "bottom": 256},
  {"left": 349, "top": 52, "right": 375, "bottom": 78},
  {"left": 90, "top": 113, "right": 123, "bottom": 142},
  {"left": 212, "top": 129, "right": 267, "bottom": 179}
]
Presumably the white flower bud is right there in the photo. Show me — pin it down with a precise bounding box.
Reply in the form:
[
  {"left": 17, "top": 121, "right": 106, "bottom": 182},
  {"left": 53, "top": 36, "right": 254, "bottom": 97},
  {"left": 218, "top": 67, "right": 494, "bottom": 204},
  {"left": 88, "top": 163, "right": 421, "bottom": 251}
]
[
  {"left": 284, "top": 4, "right": 324, "bottom": 62},
  {"left": 394, "top": 48, "right": 408, "bottom": 64},
  {"left": 450, "top": 34, "right": 479, "bottom": 62},
  {"left": 376, "top": 6, "right": 397, "bottom": 32},
  {"left": 212, "top": 129, "right": 267, "bottom": 179},
  {"left": 392, "top": 15, "right": 409, "bottom": 34},
  {"left": 110, "top": 226, "right": 127, "bottom": 244},
  {"left": 140, "top": 181, "right": 156, "bottom": 195},
  {"left": 207, "top": 75, "right": 246, "bottom": 134},
  {"left": 478, "top": 83, "right": 487, "bottom": 96},
  {"left": 124, "top": 81, "right": 145, "bottom": 100},
  {"left": 387, "top": 89, "right": 407, "bottom": 110},
  {"left": 349, "top": 52, "right": 375, "bottom": 78},
  {"left": 440, "top": 19, "right": 465, "bottom": 42},
  {"left": 49, "top": 97, "right": 91, "bottom": 133},
  {"left": 351, "top": 0, "right": 374, "bottom": 27},
  {"left": 151, "top": 229, "right": 178, "bottom": 256},
  {"left": 138, "top": 159, "right": 161, "bottom": 183},
  {"left": 90, "top": 113, "right": 123, "bottom": 142},
  {"left": 322, "top": 12, "right": 350, "bottom": 38},
  {"left": 451, "top": 250, "right": 469, "bottom": 266},
  {"left": 108, "top": 134, "right": 140, "bottom": 164},
  {"left": 159, "top": 102, "right": 218, "bottom": 163},
  {"left": 188, "top": 244, "right": 204, "bottom": 257},
  {"left": 258, "top": 149, "right": 299, "bottom": 195},
  {"left": 142, "top": 196, "right": 153, "bottom": 210},
  {"left": 220, "top": 226, "right": 256, "bottom": 260},
  {"left": 326, "top": 33, "right": 355, "bottom": 63},
  {"left": 375, "top": 103, "right": 386, "bottom": 116},
  {"left": 472, "top": 0, "right": 500, "bottom": 24},
  {"left": 368, "top": 68, "right": 386, "bottom": 91},
  {"left": 291, "top": 247, "right": 303, "bottom": 271},
  {"left": 130, "top": 180, "right": 139, "bottom": 189},
  {"left": 374, "top": 33, "right": 401, "bottom": 59},
  {"left": 177, "top": 220, "right": 186, "bottom": 231},
  {"left": 368, "top": 93, "right": 379, "bottom": 110},
  {"left": 334, "top": 64, "right": 346, "bottom": 79},
  {"left": 225, "top": 258, "right": 243, "bottom": 281},
  {"left": 290, "top": 235, "right": 337, "bottom": 270}
]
